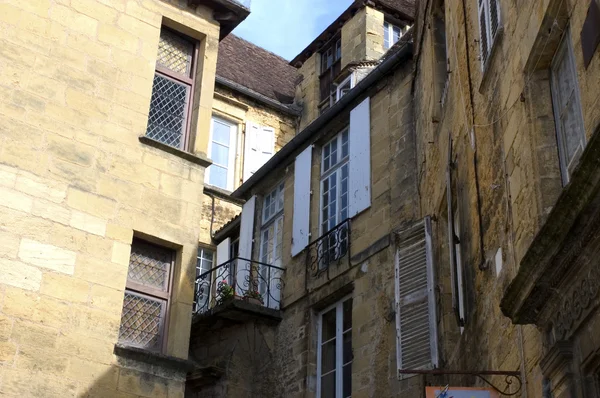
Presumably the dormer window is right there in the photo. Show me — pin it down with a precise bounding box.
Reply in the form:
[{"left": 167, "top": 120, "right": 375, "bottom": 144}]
[
  {"left": 384, "top": 21, "right": 402, "bottom": 50},
  {"left": 319, "top": 37, "right": 342, "bottom": 113},
  {"left": 321, "top": 38, "right": 342, "bottom": 74},
  {"left": 336, "top": 74, "right": 354, "bottom": 102}
]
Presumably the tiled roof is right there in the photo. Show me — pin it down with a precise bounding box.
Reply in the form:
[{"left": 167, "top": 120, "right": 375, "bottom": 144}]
[
  {"left": 217, "top": 35, "right": 297, "bottom": 105},
  {"left": 377, "top": 0, "right": 415, "bottom": 18}
]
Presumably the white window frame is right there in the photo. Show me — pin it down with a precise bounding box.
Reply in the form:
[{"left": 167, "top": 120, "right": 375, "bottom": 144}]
[
  {"left": 206, "top": 116, "right": 237, "bottom": 191},
  {"left": 335, "top": 74, "right": 355, "bottom": 102},
  {"left": 262, "top": 182, "right": 285, "bottom": 225},
  {"left": 550, "top": 28, "right": 586, "bottom": 186},
  {"left": 477, "top": 0, "right": 502, "bottom": 71},
  {"left": 384, "top": 21, "right": 402, "bottom": 50},
  {"left": 194, "top": 247, "right": 215, "bottom": 312},
  {"left": 320, "top": 129, "right": 350, "bottom": 236},
  {"left": 316, "top": 295, "right": 353, "bottom": 398},
  {"left": 454, "top": 209, "right": 466, "bottom": 333}
]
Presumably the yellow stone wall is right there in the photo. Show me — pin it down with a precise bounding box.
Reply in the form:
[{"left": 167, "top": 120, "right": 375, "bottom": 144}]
[
  {"left": 0, "top": 0, "right": 220, "bottom": 396},
  {"left": 414, "top": 0, "right": 600, "bottom": 395}
]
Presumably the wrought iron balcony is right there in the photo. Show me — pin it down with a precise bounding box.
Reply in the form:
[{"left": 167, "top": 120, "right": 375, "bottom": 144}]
[
  {"left": 306, "top": 219, "right": 350, "bottom": 278},
  {"left": 193, "top": 258, "right": 284, "bottom": 315}
]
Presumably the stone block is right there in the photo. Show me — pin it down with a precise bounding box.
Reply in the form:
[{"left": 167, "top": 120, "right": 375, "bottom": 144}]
[
  {"left": 90, "top": 284, "right": 124, "bottom": 312},
  {"left": 56, "top": 332, "right": 114, "bottom": 364},
  {"left": 0, "top": 229, "right": 19, "bottom": 258},
  {"left": 71, "top": 0, "right": 119, "bottom": 24},
  {"left": 111, "top": 241, "right": 131, "bottom": 266},
  {"left": 32, "top": 198, "right": 71, "bottom": 225},
  {"left": 41, "top": 272, "right": 90, "bottom": 304},
  {"left": 70, "top": 210, "right": 107, "bottom": 236},
  {"left": 0, "top": 165, "right": 17, "bottom": 188},
  {"left": 106, "top": 223, "right": 133, "bottom": 243},
  {"left": 75, "top": 255, "right": 128, "bottom": 290},
  {"left": 66, "top": 304, "right": 121, "bottom": 341},
  {"left": 117, "top": 368, "right": 169, "bottom": 398},
  {"left": 47, "top": 133, "right": 96, "bottom": 167},
  {"left": 0, "top": 340, "right": 17, "bottom": 363},
  {"left": 18, "top": 238, "right": 76, "bottom": 275},
  {"left": 98, "top": 24, "right": 139, "bottom": 53},
  {"left": 66, "top": 188, "right": 117, "bottom": 219},
  {"left": 0, "top": 258, "right": 42, "bottom": 291},
  {"left": 0, "top": 368, "right": 78, "bottom": 398},
  {"left": 16, "top": 344, "right": 69, "bottom": 376},
  {"left": 31, "top": 295, "right": 70, "bottom": 329},
  {"left": 0, "top": 186, "right": 33, "bottom": 213},
  {"left": 11, "top": 320, "right": 58, "bottom": 348}
]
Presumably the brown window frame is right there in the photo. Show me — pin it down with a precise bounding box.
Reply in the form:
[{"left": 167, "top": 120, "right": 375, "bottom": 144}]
[
  {"left": 147, "top": 27, "right": 200, "bottom": 152},
  {"left": 319, "top": 37, "right": 342, "bottom": 107},
  {"left": 119, "top": 238, "right": 176, "bottom": 354}
]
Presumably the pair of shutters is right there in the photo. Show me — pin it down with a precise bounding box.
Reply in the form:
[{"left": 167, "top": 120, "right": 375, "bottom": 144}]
[
  {"left": 395, "top": 217, "right": 439, "bottom": 377},
  {"left": 244, "top": 122, "right": 275, "bottom": 182},
  {"left": 291, "top": 97, "right": 372, "bottom": 257},
  {"left": 478, "top": 0, "right": 501, "bottom": 68},
  {"left": 216, "top": 197, "right": 256, "bottom": 295}
]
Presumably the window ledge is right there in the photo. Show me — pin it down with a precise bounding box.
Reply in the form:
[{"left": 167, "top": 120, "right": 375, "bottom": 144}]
[
  {"left": 478, "top": 28, "right": 504, "bottom": 94},
  {"left": 139, "top": 136, "right": 212, "bottom": 168},
  {"left": 114, "top": 343, "right": 197, "bottom": 372}
]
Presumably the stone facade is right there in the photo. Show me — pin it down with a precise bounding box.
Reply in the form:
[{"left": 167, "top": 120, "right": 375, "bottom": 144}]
[{"left": 0, "top": 0, "right": 233, "bottom": 396}]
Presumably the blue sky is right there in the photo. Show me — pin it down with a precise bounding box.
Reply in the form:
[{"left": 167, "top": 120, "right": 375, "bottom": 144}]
[{"left": 233, "top": 0, "right": 354, "bottom": 61}]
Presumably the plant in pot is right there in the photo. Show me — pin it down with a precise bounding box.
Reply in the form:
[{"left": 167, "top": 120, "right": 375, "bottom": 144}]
[
  {"left": 217, "top": 280, "right": 235, "bottom": 305},
  {"left": 243, "top": 289, "right": 264, "bottom": 305}
]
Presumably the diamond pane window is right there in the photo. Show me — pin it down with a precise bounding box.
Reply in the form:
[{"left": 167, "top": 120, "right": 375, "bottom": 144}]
[
  {"left": 157, "top": 28, "right": 194, "bottom": 77},
  {"left": 119, "top": 238, "right": 175, "bottom": 353},
  {"left": 146, "top": 27, "right": 197, "bottom": 151}
]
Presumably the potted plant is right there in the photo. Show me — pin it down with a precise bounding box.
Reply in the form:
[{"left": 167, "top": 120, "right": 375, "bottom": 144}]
[
  {"left": 217, "top": 280, "right": 235, "bottom": 305},
  {"left": 243, "top": 289, "right": 264, "bottom": 306}
]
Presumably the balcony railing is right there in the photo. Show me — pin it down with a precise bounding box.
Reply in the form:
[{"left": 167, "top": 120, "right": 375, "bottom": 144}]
[
  {"left": 193, "top": 258, "right": 284, "bottom": 314},
  {"left": 306, "top": 219, "right": 351, "bottom": 278}
]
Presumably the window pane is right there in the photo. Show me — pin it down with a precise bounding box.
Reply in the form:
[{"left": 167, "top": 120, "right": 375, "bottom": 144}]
[
  {"left": 321, "top": 339, "right": 336, "bottom": 374},
  {"left": 343, "top": 298, "right": 352, "bottom": 331},
  {"left": 393, "top": 26, "right": 401, "bottom": 44},
  {"left": 343, "top": 364, "right": 352, "bottom": 398},
  {"left": 212, "top": 120, "right": 232, "bottom": 145},
  {"left": 128, "top": 239, "right": 173, "bottom": 291},
  {"left": 322, "top": 308, "right": 337, "bottom": 341},
  {"left": 321, "top": 372, "right": 336, "bottom": 398},
  {"left": 563, "top": 97, "right": 584, "bottom": 163},
  {"left": 119, "top": 291, "right": 165, "bottom": 352},
  {"left": 146, "top": 74, "right": 189, "bottom": 149},
  {"left": 208, "top": 165, "right": 228, "bottom": 189},
  {"left": 343, "top": 331, "right": 352, "bottom": 364},
  {"left": 211, "top": 143, "right": 230, "bottom": 167},
  {"left": 342, "top": 131, "right": 349, "bottom": 158},
  {"left": 157, "top": 29, "right": 194, "bottom": 76}
]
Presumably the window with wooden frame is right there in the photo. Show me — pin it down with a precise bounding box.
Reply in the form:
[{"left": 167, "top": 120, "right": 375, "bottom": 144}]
[
  {"left": 550, "top": 28, "right": 586, "bottom": 185},
  {"left": 317, "top": 296, "right": 353, "bottom": 398},
  {"left": 194, "top": 246, "right": 214, "bottom": 312},
  {"left": 319, "top": 37, "right": 342, "bottom": 113},
  {"left": 477, "top": 0, "right": 502, "bottom": 70},
  {"left": 145, "top": 27, "right": 198, "bottom": 150},
  {"left": 118, "top": 238, "right": 175, "bottom": 354},
  {"left": 259, "top": 183, "right": 285, "bottom": 308}
]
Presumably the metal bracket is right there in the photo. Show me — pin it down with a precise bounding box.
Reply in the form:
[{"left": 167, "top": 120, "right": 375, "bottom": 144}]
[{"left": 398, "top": 369, "right": 523, "bottom": 397}]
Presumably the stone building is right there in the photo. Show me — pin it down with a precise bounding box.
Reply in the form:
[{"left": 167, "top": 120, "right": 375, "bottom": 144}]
[{"left": 0, "top": 0, "right": 250, "bottom": 396}]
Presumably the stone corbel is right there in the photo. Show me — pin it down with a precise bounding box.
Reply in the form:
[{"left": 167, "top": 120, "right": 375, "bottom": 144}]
[{"left": 540, "top": 341, "right": 577, "bottom": 398}]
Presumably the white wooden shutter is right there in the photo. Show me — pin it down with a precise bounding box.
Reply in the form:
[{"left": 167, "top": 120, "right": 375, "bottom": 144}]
[
  {"left": 238, "top": 196, "right": 256, "bottom": 294},
  {"left": 489, "top": 0, "right": 501, "bottom": 43},
  {"left": 395, "top": 217, "right": 438, "bottom": 378},
  {"left": 478, "top": 0, "right": 490, "bottom": 68},
  {"left": 216, "top": 238, "right": 231, "bottom": 286},
  {"left": 243, "top": 122, "right": 260, "bottom": 182},
  {"left": 292, "top": 146, "right": 312, "bottom": 257},
  {"left": 348, "top": 97, "right": 371, "bottom": 217}
]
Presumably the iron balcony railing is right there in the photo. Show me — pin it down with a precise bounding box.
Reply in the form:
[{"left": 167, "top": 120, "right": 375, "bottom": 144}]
[
  {"left": 306, "top": 219, "right": 350, "bottom": 278},
  {"left": 194, "top": 257, "right": 284, "bottom": 314}
]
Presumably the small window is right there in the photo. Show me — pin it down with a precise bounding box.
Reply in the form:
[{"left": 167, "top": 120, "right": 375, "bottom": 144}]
[
  {"left": 550, "top": 29, "right": 586, "bottom": 185},
  {"left": 317, "top": 296, "right": 353, "bottom": 398},
  {"left": 146, "top": 28, "right": 198, "bottom": 150},
  {"left": 384, "top": 21, "right": 402, "bottom": 50},
  {"left": 336, "top": 75, "right": 354, "bottom": 102},
  {"left": 118, "top": 238, "right": 175, "bottom": 353},
  {"left": 477, "top": 0, "right": 502, "bottom": 69},
  {"left": 206, "top": 116, "right": 237, "bottom": 191},
  {"left": 194, "top": 247, "right": 214, "bottom": 312},
  {"left": 320, "top": 38, "right": 342, "bottom": 108},
  {"left": 262, "top": 183, "right": 285, "bottom": 224}
]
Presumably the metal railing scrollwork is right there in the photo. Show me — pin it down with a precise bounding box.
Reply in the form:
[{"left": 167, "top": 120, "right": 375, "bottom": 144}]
[{"left": 305, "top": 219, "right": 350, "bottom": 278}]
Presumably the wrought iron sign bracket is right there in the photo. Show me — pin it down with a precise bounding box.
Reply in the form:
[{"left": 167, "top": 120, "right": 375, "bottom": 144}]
[{"left": 398, "top": 369, "right": 523, "bottom": 397}]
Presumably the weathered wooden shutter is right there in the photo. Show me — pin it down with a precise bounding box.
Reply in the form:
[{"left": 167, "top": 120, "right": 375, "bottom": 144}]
[
  {"left": 395, "top": 217, "right": 438, "bottom": 378},
  {"left": 489, "top": 0, "right": 501, "bottom": 42},
  {"left": 348, "top": 97, "right": 371, "bottom": 217},
  {"left": 446, "top": 135, "right": 461, "bottom": 326},
  {"left": 238, "top": 196, "right": 256, "bottom": 294},
  {"left": 260, "top": 126, "right": 275, "bottom": 165},
  {"left": 292, "top": 146, "right": 312, "bottom": 257}
]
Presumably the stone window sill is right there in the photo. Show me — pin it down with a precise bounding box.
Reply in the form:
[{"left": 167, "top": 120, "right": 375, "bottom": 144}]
[
  {"left": 114, "top": 343, "right": 196, "bottom": 372},
  {"left": 139, "top": 136, "right": 212, "bottom": 168}
]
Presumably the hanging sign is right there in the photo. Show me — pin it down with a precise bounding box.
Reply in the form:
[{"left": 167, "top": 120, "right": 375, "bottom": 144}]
[{"left": 425, "top": 387, "right": 499, "bottom": 398}]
